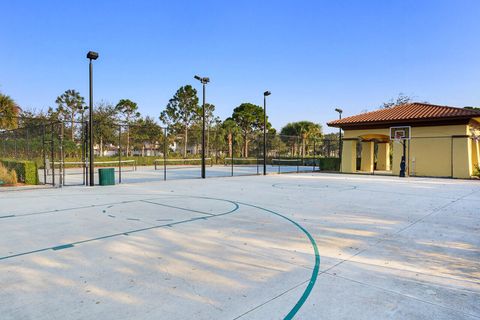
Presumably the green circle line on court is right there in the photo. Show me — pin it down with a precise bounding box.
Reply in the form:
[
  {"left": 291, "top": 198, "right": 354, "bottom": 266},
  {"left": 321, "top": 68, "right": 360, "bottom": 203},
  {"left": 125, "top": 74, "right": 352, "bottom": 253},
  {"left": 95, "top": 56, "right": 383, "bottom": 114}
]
[
  {"left": 189, "top": 195, "right": 320, "bottom": 320},
  {"left": 232, "top": 200, "right": 320, "bottom": 320},
  {"left": 0, "top": 197, "right": 240, "bottom": 261},
  {"left": 1, "top": 193, "right": 320, "bottom": 319}
]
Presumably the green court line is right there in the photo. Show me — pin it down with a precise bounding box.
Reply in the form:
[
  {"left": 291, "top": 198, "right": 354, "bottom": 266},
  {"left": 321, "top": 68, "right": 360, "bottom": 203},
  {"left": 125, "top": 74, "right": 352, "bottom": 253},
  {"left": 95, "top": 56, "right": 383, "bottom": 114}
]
[
  {"left": 1, "top": 194, "right": 319, "bottom": 319},
  {"left": 170, "top": 194, "right": 319, "bottom": 319},
  {"left": 0, "top": 199, "right": 239, "bottom": 261},
  {"left": 150, "top": 194, "right": 320, "bottom": 320},
  {"left": 0, "top": 196, "right": 213, "bottom": 220},
  {"left": 233, "top": 200, "right": 320, "bottom": 320},
  {"left": 141, "top": 200, "right": 216, "bottom": 216},
  {"left": 52, "top": 244, "right": 74, "bottom": 250}
]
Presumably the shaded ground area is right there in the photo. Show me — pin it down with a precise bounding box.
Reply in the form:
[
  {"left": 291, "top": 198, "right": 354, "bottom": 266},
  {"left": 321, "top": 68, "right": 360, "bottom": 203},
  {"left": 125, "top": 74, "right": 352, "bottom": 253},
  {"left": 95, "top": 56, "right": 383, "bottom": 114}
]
[{"left": 0, "top": 173, "right": 479, "bottom": 319}]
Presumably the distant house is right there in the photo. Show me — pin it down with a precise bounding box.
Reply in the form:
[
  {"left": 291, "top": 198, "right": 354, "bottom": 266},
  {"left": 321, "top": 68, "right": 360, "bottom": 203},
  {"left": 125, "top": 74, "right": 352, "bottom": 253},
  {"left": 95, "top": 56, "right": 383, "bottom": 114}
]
[{"left": 328, "top": 103, "right": 480, "bottom": 178}]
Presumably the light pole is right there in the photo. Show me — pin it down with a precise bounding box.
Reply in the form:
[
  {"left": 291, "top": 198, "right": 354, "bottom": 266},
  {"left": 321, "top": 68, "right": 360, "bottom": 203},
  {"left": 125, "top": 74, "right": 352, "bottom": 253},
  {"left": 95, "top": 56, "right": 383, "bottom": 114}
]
[
  {"left": 87, "top": 51, "right": 98, "bottom": 186},
  {"left": 80, "top": 105, "right": 88, "bottom": 185},
  {"left": 335, "top": 108, "right": 343, "bottom": 171},
  {"left": 194, "top": 75, "right": 210, "bottom": 179},
  {"left": 263, "top": 91, "right": 271, "bottom": 175}
]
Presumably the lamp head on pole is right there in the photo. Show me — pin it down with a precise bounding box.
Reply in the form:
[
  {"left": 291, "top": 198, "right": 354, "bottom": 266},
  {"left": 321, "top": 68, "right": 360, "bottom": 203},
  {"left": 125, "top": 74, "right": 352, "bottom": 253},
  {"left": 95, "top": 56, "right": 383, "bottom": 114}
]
[
  {"left": 194, "top": 75, "right": 210, "bottom": 84},
  {"left": 264, "top": 91, "right": 271, "bottom": 97},
  {"left": 335, "top": 108, "right": 343, "bottom": 114},
  {"left": 86, "top": 51, "right": 99, "bottom": 60}
]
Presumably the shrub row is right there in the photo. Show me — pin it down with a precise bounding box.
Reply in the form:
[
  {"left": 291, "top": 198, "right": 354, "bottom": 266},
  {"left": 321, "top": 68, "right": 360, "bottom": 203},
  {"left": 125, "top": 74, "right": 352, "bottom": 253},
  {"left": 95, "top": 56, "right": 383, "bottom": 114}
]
[
  {"left": 318, "top": 157, "right": 341, "bottom": 171},
  {"left": 474, "top": 164, "right": 480, "bottom": 177},
  {"left": 0, "top": 159, "right": 39, "bottom": 185}
]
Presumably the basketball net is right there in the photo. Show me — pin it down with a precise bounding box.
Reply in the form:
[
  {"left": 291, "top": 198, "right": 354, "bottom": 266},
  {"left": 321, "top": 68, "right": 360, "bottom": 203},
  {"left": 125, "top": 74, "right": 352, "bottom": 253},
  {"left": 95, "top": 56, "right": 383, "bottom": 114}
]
[{"left": 393, "top": 132, "right": 405, "bottom": 143}]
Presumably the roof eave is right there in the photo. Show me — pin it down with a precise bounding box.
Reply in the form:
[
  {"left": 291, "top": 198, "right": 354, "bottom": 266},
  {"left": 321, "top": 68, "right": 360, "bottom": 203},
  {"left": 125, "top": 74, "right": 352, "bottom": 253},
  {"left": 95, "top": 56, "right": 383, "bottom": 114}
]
[{"left": 327, "top": 116, "right": 475, "bottom": 130}]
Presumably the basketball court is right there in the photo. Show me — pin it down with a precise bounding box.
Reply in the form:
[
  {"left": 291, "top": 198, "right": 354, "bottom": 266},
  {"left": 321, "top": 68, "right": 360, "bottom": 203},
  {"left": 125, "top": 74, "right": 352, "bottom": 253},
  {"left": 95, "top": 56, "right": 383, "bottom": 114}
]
[{"left": 1, "top": 173, "right": 479, "bottom": 319}]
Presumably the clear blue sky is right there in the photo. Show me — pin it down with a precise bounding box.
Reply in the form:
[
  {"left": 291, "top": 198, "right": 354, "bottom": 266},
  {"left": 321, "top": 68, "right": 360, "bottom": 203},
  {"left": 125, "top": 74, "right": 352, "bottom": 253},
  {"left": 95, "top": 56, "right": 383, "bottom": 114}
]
[{"left": 1, "top": 0, "right": 479, "bottom": 132}]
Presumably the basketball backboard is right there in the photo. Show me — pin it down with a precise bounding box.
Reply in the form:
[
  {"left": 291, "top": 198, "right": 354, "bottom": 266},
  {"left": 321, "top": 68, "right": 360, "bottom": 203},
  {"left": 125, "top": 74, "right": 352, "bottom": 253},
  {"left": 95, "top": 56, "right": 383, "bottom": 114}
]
[{"left": 390, "top": 126, "right": 411, "bottom": 141}]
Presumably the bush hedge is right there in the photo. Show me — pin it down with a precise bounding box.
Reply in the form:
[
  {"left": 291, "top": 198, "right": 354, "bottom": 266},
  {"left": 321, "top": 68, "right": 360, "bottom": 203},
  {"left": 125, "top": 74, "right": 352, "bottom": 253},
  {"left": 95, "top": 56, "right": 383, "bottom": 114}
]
[
  {"left": 318, "top": 157, "right": 341, "bottom": 171},
  {"left": 474, "top": 164, "right": 480, "bottom": 177},
  {"left": 0, "top": 159, "right": 39, "bottom": 185},
  {"left": 267, "top": 157, "right": 340, "bottom": 171}
]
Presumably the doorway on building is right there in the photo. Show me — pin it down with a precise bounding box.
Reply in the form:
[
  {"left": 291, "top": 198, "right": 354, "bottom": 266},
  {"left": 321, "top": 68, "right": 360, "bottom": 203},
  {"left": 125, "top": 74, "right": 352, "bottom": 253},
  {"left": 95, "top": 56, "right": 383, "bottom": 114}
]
[{"left": 357, "top": 134, "right": 392, "bottom": 175}]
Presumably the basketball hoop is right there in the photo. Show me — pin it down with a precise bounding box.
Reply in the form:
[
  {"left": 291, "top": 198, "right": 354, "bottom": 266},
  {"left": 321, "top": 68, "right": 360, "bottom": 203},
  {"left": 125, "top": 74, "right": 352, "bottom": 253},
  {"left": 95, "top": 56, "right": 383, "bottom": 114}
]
[
  {"left": 390, "top": 126, "right": 411, "bottom": 143},
  {"left": 390, "top": 126, "right": 411, "bottom": 178}
]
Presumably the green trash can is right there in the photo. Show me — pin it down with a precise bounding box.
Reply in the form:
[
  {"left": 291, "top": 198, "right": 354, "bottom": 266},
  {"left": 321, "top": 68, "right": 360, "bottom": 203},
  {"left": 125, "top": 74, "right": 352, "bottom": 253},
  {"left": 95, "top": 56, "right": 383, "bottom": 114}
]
[{"left": 99, "top": 168, "right": 115, "bottom": 186}]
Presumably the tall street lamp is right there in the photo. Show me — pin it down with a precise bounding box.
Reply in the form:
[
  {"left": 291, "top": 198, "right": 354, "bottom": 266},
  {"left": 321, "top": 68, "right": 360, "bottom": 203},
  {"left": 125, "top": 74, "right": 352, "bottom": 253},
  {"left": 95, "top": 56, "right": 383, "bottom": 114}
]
[
  {"left": 194, "top": 75, "right": 210, "bottom": 179},
  {"left": 87, "top": 51, "right": 98, "bottom": 186},
  {"left": 335, "top": 108, "right": 343, "bottom": 171},
  {"left": 263, "top": 91, "right": 271, "bottom": 175}
]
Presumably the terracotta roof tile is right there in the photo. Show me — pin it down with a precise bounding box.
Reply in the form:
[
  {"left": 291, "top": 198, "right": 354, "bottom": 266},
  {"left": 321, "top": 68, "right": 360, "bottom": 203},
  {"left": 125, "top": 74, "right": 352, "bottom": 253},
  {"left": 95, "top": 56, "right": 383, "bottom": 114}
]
[{"left": 327, "top": 103, "right": 480, "bottom": 128}]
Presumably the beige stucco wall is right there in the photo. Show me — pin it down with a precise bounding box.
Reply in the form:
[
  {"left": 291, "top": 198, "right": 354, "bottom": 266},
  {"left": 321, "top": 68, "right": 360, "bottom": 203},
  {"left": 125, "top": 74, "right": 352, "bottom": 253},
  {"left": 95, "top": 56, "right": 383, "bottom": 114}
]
[
  {"left": 376, "top": 143, "right": 390, "bottom": 171},
  {"left": 391, "top": 141, "right": 403, "bottom": 176},
  {"left": 341, "top": 140, "right": 357, "bottom": 173},
  {"left": 408, "top": 137, "right": 451, "bottom": 177},
  {"left": 343, "top": 128, "right": 390, "bottom": 139},
  {"left": 452, "top": 137, "right": 472, "bottom": 178},
  {"left": 360, "top": 141, "right": 374, "bottom": 172}
]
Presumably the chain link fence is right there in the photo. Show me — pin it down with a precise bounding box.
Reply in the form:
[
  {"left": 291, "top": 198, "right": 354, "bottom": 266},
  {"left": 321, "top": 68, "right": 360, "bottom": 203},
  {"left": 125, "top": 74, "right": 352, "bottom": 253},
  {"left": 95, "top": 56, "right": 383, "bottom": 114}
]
[{"left": 1, "top": 119, "right": 341, "bottom": 187}]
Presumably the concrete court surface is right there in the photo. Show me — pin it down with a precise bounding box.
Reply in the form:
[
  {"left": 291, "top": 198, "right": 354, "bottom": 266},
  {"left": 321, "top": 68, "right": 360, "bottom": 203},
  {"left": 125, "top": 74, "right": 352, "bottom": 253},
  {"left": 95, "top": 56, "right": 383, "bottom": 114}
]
[
  {"left": 0, "top": 173, "right": 479, "bottom": 320},
  {"left": 39, "top": 164, "right": 311, "bottom": 186}
]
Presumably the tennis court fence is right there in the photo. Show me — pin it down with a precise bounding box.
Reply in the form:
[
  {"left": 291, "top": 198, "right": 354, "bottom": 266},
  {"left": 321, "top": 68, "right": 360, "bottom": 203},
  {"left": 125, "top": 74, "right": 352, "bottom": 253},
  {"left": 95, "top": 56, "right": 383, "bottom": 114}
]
[{"left": 1, "top": 119, "right": 341, "bottom": 187}]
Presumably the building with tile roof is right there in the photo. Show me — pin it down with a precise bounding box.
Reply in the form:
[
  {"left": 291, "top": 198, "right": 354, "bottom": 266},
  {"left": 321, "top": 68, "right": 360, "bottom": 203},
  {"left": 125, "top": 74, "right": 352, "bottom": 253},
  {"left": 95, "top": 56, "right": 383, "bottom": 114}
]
[{"left": 327, "top": 103, "right": 480, "bottom": 178}]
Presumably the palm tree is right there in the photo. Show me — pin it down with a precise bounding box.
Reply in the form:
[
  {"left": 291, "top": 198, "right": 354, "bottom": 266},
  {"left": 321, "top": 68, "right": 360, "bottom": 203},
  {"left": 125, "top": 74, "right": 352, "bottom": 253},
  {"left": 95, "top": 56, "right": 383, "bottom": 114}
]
[
  {"left": 280, "top": 121, "right": 322, "bottom": 157},
  {"left": 280, "top": 123, "right": 299, "bottom": 156},
  {"left": 0, "top": 93, "right": 20, "bottom": 129},
  {"left": 204, "top": 103, "right": 217, "bottom": 156},
  {"left": 222, "top": 118, "right": 240, "bottom": 158},
  {"left": 295, "top": 121, "right": 322, "bottom": 157}
]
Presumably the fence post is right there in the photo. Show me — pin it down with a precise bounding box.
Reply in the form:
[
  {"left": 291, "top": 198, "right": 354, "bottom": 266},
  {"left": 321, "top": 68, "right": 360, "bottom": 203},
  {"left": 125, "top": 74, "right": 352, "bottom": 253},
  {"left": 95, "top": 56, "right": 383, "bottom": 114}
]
[
  {"left": 297, "top": 136, "right": 300, "bottom": 173},
  {"left": 51, "top": 123, "right": 55, "bottom": 187},
  {"left": 278, "top": 140, "right": 281, "bottom": 173},
  {"left": 26, "top": 127, "right": 30, "bottom": 158},
  {"left": 14, "top": 130, "right": 17, "bottom": 158},
  {"left": 85, "top": 121, "right": 89, "bottom": 186},
  {"left": 60, "top": 123, "right": 64, "bottom": 187},
  {"left": 42, "top": 124, "right": 47, "bottom": 184},
  {"left": 231, "top": 134, "right": 234, "bottom": 176},
  {"left": 118, "top": 125, "right": 122, "bottom": 184},
  {"left": 164, "top": 127, "right": 167, "bottom": 181},
  {"left": 81, "top": 121, "right": 85, "bottom": 185},
  {"left": 256, "top": 137, "right": 260, "bottom": 175}
]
